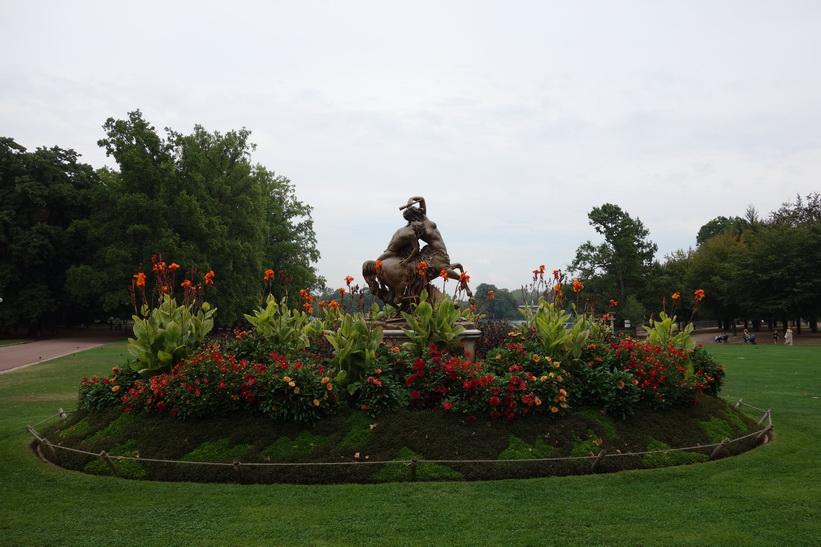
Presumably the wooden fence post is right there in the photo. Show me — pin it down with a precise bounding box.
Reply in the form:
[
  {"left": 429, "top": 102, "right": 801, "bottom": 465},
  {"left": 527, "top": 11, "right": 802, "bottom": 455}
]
[
  {"left": 41, "top": 437, "right": 57, "bottom": 458},
  {"left": 233, "top": 460, "right": 244, "bottom": 481},
  {"left": 758, "top": 409, "right": 772, "bottom": 426},
  {"left": 709, "top": 438, "right": 730, "bottom": 460},
  {"left": 734, "top": 398, "right": 743, "bottom": 410},
  {"left": 99, "top": 450, "right": 118, "bottom": 473},
  {"left": 591, "top": 449, "right": 607, "bottom": 473},
  {"left": 756, "top": 425, "right": 773, "bottom": 442},
  {"left": 410, "top": 457, "right": 418, "bottom": 480},
  {"left": 58, "top": 408, "right": 67, "bottom": 419}
]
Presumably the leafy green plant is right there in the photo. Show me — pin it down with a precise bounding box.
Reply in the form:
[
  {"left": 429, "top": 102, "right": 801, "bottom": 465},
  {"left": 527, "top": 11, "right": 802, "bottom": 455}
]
[
  {"left": 127, "top": 294, "right": 216, "bottom": 377},
  {"left": 324, "top": 313, "right": 383, "bottom": 393},
  {"left": 519, "top": 298, "right": 573, "bottom": 356},
  {"left": 401, "top": 291, "right": 466, "bottom": 355},
  {"left": 244, "top": 294, "right": 310, "bottom": 354},
  {"left": 643, "top": 311, "right": 696, "bottom": 351}
]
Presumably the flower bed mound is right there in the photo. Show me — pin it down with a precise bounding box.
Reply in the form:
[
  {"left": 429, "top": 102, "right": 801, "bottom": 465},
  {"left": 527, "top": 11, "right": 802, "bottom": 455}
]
[{"left": 36, "top": 395, "right": 765, "bottom": 484}]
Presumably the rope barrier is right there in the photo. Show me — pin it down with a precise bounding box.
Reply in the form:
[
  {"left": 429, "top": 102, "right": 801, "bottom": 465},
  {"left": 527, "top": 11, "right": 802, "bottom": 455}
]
[{"left": 25, "top": 398, "right": 773, "bottom": 474}]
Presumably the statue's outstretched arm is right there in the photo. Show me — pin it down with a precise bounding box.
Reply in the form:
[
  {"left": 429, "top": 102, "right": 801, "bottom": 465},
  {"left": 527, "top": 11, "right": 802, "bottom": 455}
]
[{"left": 403, "top": 196, "right": 426, "bottom": 215}]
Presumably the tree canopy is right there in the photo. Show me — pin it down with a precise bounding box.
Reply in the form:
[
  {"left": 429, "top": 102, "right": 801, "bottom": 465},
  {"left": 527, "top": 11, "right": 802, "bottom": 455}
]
[{"left": 2, "top": 112, "right": 322, "bottom": 332}]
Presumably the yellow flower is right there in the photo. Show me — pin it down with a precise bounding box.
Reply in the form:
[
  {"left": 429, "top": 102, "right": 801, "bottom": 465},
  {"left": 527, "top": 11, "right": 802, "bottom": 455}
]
[
  {"left": 293, "top": 387, "right": 300, "bottom": 394},
  {"left": 288, "top": 381, "right": 296, "bottom": 387},
  {"left": 540, "top": 375, "right": 548, "bottom": 382}
]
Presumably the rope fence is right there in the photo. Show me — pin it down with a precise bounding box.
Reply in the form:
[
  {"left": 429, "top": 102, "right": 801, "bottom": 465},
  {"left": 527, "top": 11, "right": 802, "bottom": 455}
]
[{"left": 25, "top": 398, "right": 773, "bottom": 480}]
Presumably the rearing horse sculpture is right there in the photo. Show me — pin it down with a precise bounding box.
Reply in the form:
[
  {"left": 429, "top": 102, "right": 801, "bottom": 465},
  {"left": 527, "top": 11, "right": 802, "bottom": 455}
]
[{"left": 362, "top": 196, "right": 473, "bottom": 313}]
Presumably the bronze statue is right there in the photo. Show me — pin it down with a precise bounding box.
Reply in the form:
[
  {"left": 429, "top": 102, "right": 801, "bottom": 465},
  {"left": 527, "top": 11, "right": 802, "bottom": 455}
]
[{"left": 363, "top": 196, "right": 473, "bottom": 313}]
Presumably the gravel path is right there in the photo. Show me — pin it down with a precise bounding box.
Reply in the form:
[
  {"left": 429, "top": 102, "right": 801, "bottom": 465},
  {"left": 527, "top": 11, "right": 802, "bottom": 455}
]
[{"left": 0, "top": 328, "right": 128, "bottom": 374}]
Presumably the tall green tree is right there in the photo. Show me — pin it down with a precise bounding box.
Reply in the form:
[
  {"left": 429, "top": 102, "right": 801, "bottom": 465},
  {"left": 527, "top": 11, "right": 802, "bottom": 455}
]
[
  {"left": 0, "top": 138, "right": 98, "bottom": 332},
  {"left": 569, "top": 203, "right": 657, "bottom": 302},
  {"left": 66, "top": 111, "right": 321, "bottom": 325}
]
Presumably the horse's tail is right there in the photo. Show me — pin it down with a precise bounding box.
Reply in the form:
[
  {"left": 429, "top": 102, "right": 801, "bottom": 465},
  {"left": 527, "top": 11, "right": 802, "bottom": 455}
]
[{"left": 362, "top": 260, "right": 377, "bottom": 281}]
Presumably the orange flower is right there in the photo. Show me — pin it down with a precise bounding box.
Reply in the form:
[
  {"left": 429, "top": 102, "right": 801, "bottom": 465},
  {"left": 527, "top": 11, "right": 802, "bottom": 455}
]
[
  {"left": 552, "top": 269, "right": 560, "bottom": 280},
  {"left": 375, "top": 260, "right": 383, "bottom": 271},
  {"left": 572, "top": 279, "right": 584, "bottom": 293},
  {"left": 345, "top": 275, "right": 354, "bottom": 285},
  {"left": 152, "top": 261, "right": 166, "bottom": 272},
  {"left": 133, "top": 272, "right": 147, "bottom": 288},
  {"left": 602, "top": 313, "right": 611, "bottom": 321},
  {"left": 609, "top": 299, "right": 618, "bottom": 306},
  {"left": 168, "top": 263, "right": 180, "bottom": 272},
  {"left": 338, "top": 287, "right": 346, "bottom": 296},
  {"left": 694, "top": 289, "right": 706, "bottom": 302},
  {"left": 488, "top": 290, "right": 495, "bottom": 299},
  {"left": 328, "top": 301, "right": 340, "bottom": 309},
  {"left": 417, "top": 261, "right": 428, "bottom": 276},
  {"left": 672, "top": 292, "right": 681, "bottom": 300},
  {"left": 204, "top": 271, "right": 215, "bottom": 285},
  {"left": 263, "top": 269, "right": 275, "bottom": 280},
  {"left": 161, "top": 285, "right": 169, "bottom": 293},
  {"left": 439, "top": 269, "right": 449, "bottom": 280},
  {"left": 539, "top": 265, "right": 545, "bottom": 273},
  {"left": 553, "top": 284, "right": 562, "bottom": 293},
  {"left": 458, "top": 271, "right": 470, "bottom": 284}
]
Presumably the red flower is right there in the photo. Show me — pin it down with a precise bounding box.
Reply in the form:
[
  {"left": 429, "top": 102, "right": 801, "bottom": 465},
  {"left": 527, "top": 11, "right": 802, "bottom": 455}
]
[
  {"left": 204, "top": 271, "right": 215, "bottom": 285},
  {"left": 345, "top": 275, "right": 355, "bottom": 285},
  {"left": 442, "top": 401, "right": 452, "bottom": 410},
  {"left": 263, "top": 269, "right": 275, "bottom": 280},
  {"left": 411, "top": 390, "right": 421, "bottom": 399},
  {"left": 417, "top": 261, "right": 428, "bottom": 276}
]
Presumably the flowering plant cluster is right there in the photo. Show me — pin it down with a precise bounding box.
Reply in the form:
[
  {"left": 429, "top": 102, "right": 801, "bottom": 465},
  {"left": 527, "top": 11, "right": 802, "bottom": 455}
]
[
  {"left": 78, "top": 367, "right": 141, "bottom": 412},
  {"left": 113, "top": 345, "right": 340, "bottom": 423},
  {"left": 79, "top": 266, "right": 725, "bottom": 425}
]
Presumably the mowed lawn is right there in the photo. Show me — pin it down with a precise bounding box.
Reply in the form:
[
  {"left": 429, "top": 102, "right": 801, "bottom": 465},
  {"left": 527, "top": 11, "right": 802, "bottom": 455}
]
[{"left": 0, "top": 341, "right": 818, "bottom": 546}]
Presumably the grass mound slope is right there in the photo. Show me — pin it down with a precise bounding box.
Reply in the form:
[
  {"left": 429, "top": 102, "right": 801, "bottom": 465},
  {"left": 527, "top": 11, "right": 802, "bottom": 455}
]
[{"left": 36, "top": 395, "right": 765, "bottom": 484}]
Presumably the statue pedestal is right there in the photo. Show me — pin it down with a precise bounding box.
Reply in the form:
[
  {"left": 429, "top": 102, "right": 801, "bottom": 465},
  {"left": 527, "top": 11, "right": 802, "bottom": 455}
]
[{"left": 381, "top": 325, "right": 482, "bottom": 361}]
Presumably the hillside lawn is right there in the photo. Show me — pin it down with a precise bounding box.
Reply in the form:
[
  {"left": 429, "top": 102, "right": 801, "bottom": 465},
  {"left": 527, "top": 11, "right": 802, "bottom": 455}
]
[{"left": 0, "top": 340, "right": 818, "bottom": 546}]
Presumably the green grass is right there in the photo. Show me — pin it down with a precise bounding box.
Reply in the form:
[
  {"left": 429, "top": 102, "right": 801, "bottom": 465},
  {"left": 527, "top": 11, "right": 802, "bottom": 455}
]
[{"left": 1, "top": 341, "right": 819, "bottom": 545}]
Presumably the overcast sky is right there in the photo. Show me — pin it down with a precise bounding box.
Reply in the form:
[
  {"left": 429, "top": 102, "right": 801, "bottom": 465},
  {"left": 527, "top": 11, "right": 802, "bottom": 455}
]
[{"left": 3, "top": 1, "right": 820, "bottom": 291}]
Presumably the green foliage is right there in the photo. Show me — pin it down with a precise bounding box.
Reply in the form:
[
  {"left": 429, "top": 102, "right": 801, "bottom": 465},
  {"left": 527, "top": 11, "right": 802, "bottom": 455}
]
[
  {"left": 260, "top": 431, "right": 329, "bottom": 460},
  {"left": 324, "top": 313, "right": 383, "bottom": 391},
  {"left": 182, "top": 439, "right": 253, "bottom": 462},
  {"left": 373, "top": 447, "right": 465, "bottom": 482},
  {"left": 699, "top": 416, "right": 735, "bottom": 444},
  {"left": 498, "top": 435, "right": 559, "bottom": 459},
  {"left": 643, "top": 311, "right": 696, "bottom": 352},
  {"left": 127, "top": 295, "right": 216, "bottom": 376},
  {"left": 0, "top": 138, "right": 99, "bottom": 331},
  {"left": 64, "top": 111, "right": 322, "bottom": 325},
  {"left": 401, "top": 291, "right": 466, "bottom": 355},
  {"left": 244, "top": 293, "right": 310, "bottom": 354},
  {"left": 520, "top": 298, "right": 567, "bottom": 351},
  {"left": 570, "top": 203, "right": 657, "bottom": 301},
  {"left": 642, "top": 437, "right": 709, "bottom": 468}
]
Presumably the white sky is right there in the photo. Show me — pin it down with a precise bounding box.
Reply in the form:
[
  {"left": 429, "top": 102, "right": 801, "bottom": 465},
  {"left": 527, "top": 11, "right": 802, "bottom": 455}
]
[{"left": 3, "top": 1, "right": 820, "bottom": 291}]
